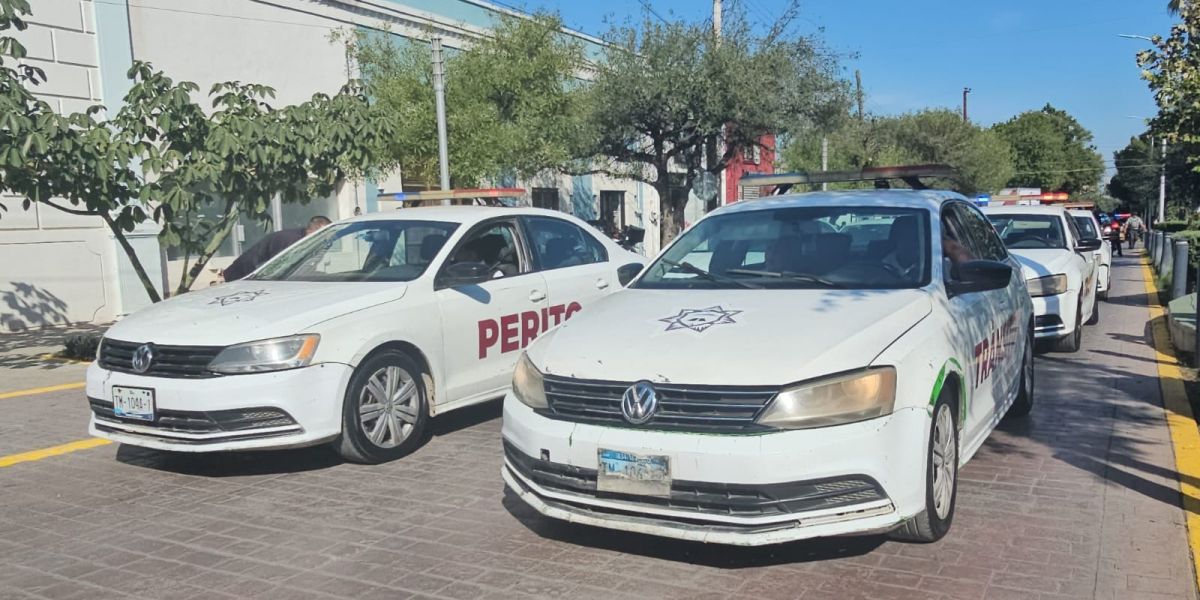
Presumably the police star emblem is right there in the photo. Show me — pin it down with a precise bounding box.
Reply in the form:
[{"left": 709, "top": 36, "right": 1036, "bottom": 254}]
[
  {"left": 209, "top": 290, "right": 269, "bottom": 306},
  {"left": 659, "top": 306, "right": 741, "bottom": 333}
]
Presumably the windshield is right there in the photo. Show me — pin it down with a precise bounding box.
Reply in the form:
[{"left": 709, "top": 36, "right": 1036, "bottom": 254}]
[
  {"left": 634, "top": 206, "right": 930, "bottom": 290},
  {"left": 1071, "top": 216, "right": 1099, "bottom": 239},
  {"left": 988, "top": 214, "right": 1067, "bottom": 250},
  {"left": 252, "top": 220, "right": 458, "bottom": 282}
]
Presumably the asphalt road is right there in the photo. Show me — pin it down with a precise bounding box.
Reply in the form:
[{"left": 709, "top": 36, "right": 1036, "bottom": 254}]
[{"left": 0, "top": 252, "right": 1194, "bottom": 600}]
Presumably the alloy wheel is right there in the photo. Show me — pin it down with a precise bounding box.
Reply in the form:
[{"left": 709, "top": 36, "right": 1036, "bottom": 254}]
[
  {"left": 358, "top": 365, "right": 419, "bottom": 449},
  {"left": 931, "top": 405, "right": 957, "bottom": 520}
]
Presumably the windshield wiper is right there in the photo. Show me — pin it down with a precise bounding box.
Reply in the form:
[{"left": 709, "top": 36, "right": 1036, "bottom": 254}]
[
  {"left": 725, "top": 268, "right": 840, "bottom": 288},
  {"left": 660, "top": 259, "right": 760, "bottom": 289}
]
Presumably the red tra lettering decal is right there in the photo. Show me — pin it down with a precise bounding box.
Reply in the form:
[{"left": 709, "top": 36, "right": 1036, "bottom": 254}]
[{"left": 477, "top": 302, "right": 585, "bottom": 359}]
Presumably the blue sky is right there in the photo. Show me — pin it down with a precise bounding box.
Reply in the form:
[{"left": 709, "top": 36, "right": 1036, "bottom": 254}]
[{"left": 528, "top": 0, "right": 1176, "bottom": 177}]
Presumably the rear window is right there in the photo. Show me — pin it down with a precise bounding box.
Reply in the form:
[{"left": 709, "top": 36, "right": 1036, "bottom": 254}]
[
  {"left": 1072, "top": 216, "right": 1099, "bottom": 239},
  {"left": 987, "top": 214, "right": 1067, "bottom": 250}
]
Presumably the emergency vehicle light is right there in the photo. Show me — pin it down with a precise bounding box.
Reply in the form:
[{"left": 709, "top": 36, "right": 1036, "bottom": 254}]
[
  {"left": 380, "top": 188, "right": 525, "bottom": 202},
  {"left": 739, "top": 164, "right": 960, "bottom": 195}
]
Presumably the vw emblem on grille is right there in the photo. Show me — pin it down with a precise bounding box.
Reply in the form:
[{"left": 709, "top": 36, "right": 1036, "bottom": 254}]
[
  {"left": 131, "top": 344, "right": 155, "bottom": 374},
  {"left": 621, "top": 381, "right": 658, "bottom": 425}
]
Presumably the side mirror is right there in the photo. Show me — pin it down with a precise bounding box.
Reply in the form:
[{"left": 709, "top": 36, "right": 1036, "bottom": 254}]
[
  {"left": 947, "top": 260, "right": 1012, "bottom": 295},
  {"left": 438, "top": 261, "right": 492, "bottom": 288},
  {"left": 1076, "top": 238, "right": 1102, "bottom": 253},
  {"left": 617, "top": 262, "right": 644, "bottom": 286}
]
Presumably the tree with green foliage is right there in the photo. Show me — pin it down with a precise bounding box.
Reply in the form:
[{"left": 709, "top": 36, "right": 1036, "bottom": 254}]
[
  {"left": 349, "top": 13, "right": 585, "bottom": 188},
  {"left": 991, "top": 105, "right": 1105, "bottom": 193},
  {"left": 1139, "top": 4, "right": 1200, "bottom": 174},
  {"left": 1109, "top": 134, "right": 1200, "bottom": 216},
  {"left": 781, "top": 109, "right": 1014, "bottom": 195},
  {"left": 0, "top": 0, "right": 394, "bottom": 300},
  {"left": 577, "top": 5, "right": 845, "bottom": 243}
]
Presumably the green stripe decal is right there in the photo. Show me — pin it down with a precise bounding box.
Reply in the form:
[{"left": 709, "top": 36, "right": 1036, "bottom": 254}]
[{"left": 930, "top": 358, "right": 967, "bottom": 426}]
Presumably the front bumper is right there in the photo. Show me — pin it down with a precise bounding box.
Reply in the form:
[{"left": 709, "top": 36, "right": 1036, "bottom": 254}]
[
  {"left": 86, "top": 362, "right": 353, "bottom": 452},
  {"left": 501, "top": 396, "right": 930, "bottom": 545},
  {"left": 1031, "top": 290, "right": 1079, "bottom": 340}
]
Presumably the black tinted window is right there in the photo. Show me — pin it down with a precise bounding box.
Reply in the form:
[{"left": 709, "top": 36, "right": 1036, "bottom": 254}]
[
  {"left": 525, "top": 216, "right": 607, "bottom": 270},
  {"left": 954, "top": 204, "right": 1007, "bottom": 261}
]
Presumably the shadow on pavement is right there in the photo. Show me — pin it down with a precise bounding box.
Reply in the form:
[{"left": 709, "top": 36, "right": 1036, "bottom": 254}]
[
  {"left": 500, "top": 488, "right": 886, "bottom": 568},
  {"left": 116, "top": 398, "right": 505, "bottom": 477}
]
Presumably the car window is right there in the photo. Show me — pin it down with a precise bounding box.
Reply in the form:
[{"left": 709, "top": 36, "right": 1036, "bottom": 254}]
[
  {"left": 987, "top": 214, "right": 1068, "bottom": 250},
  {"left": 940, "top": 209, "right": 978, "bottom": 276},
  {"left": 1072, "top": 216, "right": 1100, "bottom": 239},
  {"left": 1064, "top": 214, "right": 1084, "bottom": 246},
  {"left": 953, "top": 203, "right": 1007, "bottom": 261},
  {"left": 634, "top": 206, "right": 929, "bottom": 290},
  {"left": 252, "top": 220, "right": 458, "bottom": 282},
  {"left": 445, "top": 222, "right": 524, "bottom": 279},
  {"left": 524, "top": 216, "right": 607, "bottom": 270}
]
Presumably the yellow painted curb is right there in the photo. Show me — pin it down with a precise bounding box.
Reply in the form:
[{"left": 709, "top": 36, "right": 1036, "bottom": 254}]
[
  {"left": 0, "top": 438, "right": 112, "bottom": 468},
  {"left": 0, "top": 382, "right": 85, "bottom": 401},
  {"left": 1140, "top": 258, "right": 1200, "bottom": 593}
]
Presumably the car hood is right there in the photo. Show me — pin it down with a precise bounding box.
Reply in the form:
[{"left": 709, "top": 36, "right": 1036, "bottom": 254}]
[
  {"left": 530, "top": 288, "right": 932, "bottom": 387},
  {"left": 1008, "top": 249, "right": 1078, "bottom": 280},
  {"left": 104, "top": 280, "right": 408, "bottom": 346}
]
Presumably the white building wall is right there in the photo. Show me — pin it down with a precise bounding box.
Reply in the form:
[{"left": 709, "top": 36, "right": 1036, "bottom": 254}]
[{"left": 0, "top": 0, "right": 127, "bottom": 331}]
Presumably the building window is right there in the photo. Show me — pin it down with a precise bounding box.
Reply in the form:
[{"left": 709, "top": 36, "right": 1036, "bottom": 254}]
[
  {"left": 599, "top": 190, "right": 625, "bottom": 236},
  {"left": 742, "top": 145, "right": 762, "bottom": 165},
  {"left": 532, "top": 188, "right": 560, "bottom": 211}
]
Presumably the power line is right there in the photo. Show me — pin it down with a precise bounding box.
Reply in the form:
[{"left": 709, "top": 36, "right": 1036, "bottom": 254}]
[{"left": 638, "top": 0, "right": 670, "bottom": 25}]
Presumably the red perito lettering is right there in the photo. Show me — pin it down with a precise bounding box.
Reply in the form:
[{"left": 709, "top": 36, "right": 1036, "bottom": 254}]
[
  {"left": 541, "top": 307, "right": 550, "bottom": 332},
  {"left": 520, "top": 311, "right": 540, "bottom": 349},
  {"left": 500, "top": 314, "right": 520, "bottom": 354},
  {"left": 548, "top": 304, "right": 566, "bottom": 325},
  {"left": 564, "top": 301, "right": 582, "bottom": 320},
  {"left": 478, "top": 320, "right": 499, "bottom": 359}
]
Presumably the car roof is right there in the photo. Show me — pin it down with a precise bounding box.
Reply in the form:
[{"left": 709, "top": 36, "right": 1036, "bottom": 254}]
[
  {"left": 711, "top": 189, "right": 965, "bottom": 217},
  {"left": 339, "top": 205, "right": 583, "bottom": 226},
  {"left": 981, "top": 204, "right": 1069, "bottom": 216}
]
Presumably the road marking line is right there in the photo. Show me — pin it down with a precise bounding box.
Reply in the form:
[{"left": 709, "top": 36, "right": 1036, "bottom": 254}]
[
  {"left": 1140, "top": 258, "right": 1200, "bottom": 594},
  {"left": 0, "top": 382, "right": 85, "bottom": 401},
  {"left": 0, "top": 438, "right": 112, "bottom": 468}
]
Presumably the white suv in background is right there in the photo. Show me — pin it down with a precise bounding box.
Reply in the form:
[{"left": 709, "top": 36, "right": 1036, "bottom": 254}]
[
  {"left": 1068, "top": 209, "right": 1111, "bottom": 300},
  {"left": 503, "top": 169, "right": 1034, "bottom": 546},
  {"left": 984, "top": 205, "right": 1101, "bottom": 352},
  {"left": 87, "top": 207, "right": 643, "bottom": 463}
]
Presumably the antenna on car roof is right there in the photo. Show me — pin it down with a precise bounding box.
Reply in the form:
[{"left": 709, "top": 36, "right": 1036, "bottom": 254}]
[{"left": 738, "top": 164, "right": 961, "bottom": 196}]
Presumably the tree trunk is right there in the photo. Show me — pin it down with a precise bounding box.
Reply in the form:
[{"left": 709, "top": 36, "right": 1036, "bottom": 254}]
[
  {"left": 176, "top": 202, "right": 239, "bottom": 295},
  {"left": 99, "top": 213, "right": 163, "bottom": 303},
  {"left": 655, "top": 177, "right": 687, "bottom": 248}
]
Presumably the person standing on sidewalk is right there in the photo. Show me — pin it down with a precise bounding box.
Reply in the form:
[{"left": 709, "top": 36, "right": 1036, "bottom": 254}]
[
  {"left": 1109, "top": 215, "right": 1124, "bottom": 257},
  {"left": 1125, "top": 214, "right": 1145, "bottom": 250}
]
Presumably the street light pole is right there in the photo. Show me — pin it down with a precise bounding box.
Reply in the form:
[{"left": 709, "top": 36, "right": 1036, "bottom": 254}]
[
  {"left": 431, "top": 37, "right": 451, "bottom": 198},
  {"left": 962, "top": 87, "right": 971, "bottom": 122},
  {"left": 1160, "top": 138, "right": 1168, "bottom": 223}
]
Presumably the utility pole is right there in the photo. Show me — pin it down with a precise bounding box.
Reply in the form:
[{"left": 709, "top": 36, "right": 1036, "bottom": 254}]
[
  {"left": 431, "top": 36, "right": 451, "bottom": 199},
  {"left": 854, "top": 70, "right": 864, "bottom": 121},
  {"left": 821, "top": 136, "right": 829, "bottom": 191},
  {"left": 712, "top": 0, "right": 725, "bottom": 206},
  {"left": 962, "top": 87, "right": 971, "bottom": 122},
  {"left": 713, "top": 0, "right": 721, "bottom": 36},
  {"left": 1159, "top": 138, "right": 1168, "bottom": 224}
]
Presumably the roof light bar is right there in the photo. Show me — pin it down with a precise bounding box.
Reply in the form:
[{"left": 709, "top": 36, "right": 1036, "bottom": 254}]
[
  {"left": 379, "top": 188, "right": 526, "bottom": 202},
  {"left": 739, "top": 164, "right": 960, "bottom": 195}
]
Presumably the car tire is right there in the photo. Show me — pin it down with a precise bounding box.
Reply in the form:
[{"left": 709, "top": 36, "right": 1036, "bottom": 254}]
[
  {"left": 334, "top": 349, "right": 428, "bottom": 464},
  {"left": 1086, "top": 294, "right": 1100, "bottom": 325},
  {"left": 890, "top": 390, "right": 958, "bottom": 543},
  {"left": 1007, "top": 326, "right": 1035, "bottom": 418},
  {"left": 1053, "top": 299, "right": 1083, "bottom": 353}
]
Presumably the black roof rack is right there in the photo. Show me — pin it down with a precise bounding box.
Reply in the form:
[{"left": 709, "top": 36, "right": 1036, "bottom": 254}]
[{"left": 739, "top": 164, "right": 961, "bottom": 195}]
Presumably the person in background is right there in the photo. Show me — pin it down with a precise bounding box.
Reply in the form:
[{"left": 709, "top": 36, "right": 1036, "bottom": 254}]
[
  {"left": 221, "top": 216, "right": 331, "bottom": 281},
  {"left": 1108, "top": 213, "right": 1123, "bottom": 258},
  {"left": 1125, "top": 214, "right": 1145, "bottom": 250}
]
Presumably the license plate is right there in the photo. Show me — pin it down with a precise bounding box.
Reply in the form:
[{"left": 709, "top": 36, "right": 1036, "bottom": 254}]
[
  {"left": 597, "top": 449, "right": 671, "bottom": 497},
  {"left": 112, "top": 386, "right": 155, "bottom": 421}
]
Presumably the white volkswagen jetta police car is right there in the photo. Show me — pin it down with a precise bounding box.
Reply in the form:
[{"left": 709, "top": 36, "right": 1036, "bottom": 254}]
[
  {"left": 503, "top": 168, "right": 1035, "bottom": 545},
  {"left": 87, "top": 206, "right": 643, "bottom": 463},
  {"left": 983, "top": 205, "right": 1100, "bottom": 353},
  {"left": 1068, "top": 209, "right": 1112, "bottom": 300}
]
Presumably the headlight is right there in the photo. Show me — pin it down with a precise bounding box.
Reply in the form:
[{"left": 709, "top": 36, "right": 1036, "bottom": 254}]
[
  {"left": 512, "top": 353, "right": 548, "bottom": 409},
  {"left": 756, "top": 367, "right": 896, "bottom": 430},
  {"left": 1026, "top": 274, "right": 1068, "bottom": 297},
  {"left": 208, "top": 334, "right": 320, "bottom": 374}
]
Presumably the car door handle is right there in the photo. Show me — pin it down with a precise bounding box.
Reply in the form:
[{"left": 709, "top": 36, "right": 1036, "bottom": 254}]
[
  {"left": 529, "top": 290, "right": 546, "bottom": 302},
  {"left": 596, "top": 278, "right": 610, "bottom": 290}
]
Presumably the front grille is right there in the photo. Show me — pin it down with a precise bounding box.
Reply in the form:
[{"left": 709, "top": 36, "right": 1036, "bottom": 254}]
[
  {"left": 98, "top": 338, "right": 223, "bottom": 379},
  {"left": 504, "top": 441, "right": 886, "bottom": 518},
  {"left": 89, "top": 398, "right": 297, "bottom": 433},
  {"left": 540, "top": 375, "right": 777, "bottom": 433},
  {"left": 1034, "top": 314, "right": 1064, "bottom": 331}
]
